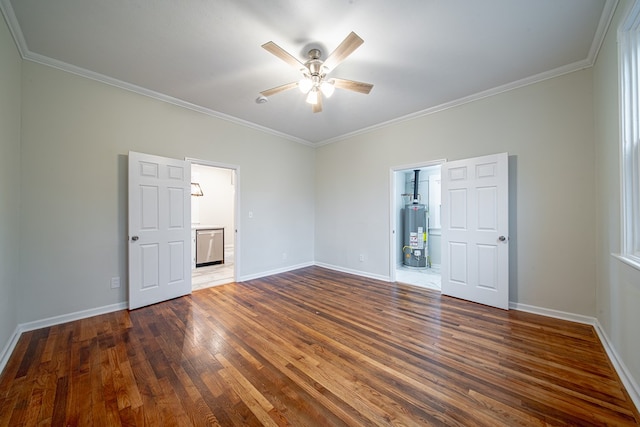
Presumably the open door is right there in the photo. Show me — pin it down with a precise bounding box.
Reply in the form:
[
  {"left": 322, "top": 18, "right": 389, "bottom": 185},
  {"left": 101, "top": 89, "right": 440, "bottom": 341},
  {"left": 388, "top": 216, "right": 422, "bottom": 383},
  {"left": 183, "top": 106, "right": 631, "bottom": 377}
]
[
  {"left": 441, "top": 152, "right": 509, "bottom": 309},
  {"left": 128, "top": 151, "right": 192, "bottom": 310}
]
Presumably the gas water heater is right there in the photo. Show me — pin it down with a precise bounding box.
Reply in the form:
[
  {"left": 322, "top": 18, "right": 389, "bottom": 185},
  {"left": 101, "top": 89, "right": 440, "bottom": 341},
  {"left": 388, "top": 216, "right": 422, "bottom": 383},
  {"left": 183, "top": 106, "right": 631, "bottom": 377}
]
[{"left": 402, "top": 170, "right": 427, "bottom": 268}]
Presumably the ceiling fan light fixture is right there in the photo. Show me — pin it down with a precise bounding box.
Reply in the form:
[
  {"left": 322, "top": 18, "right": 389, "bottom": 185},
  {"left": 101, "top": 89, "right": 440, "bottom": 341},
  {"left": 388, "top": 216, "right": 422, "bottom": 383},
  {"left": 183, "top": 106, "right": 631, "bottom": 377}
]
[
  {"left": 261, "top": 32, "right": 372, "bottom": 112},
  {"left": 298, "top": 77, "right": 313, "bottom": 93},
  {"left": 306, "top": 88, "right": 319, "bottom": 105},
  {"left": 320, "top": 80, "right": 335, "bottom": 98}
]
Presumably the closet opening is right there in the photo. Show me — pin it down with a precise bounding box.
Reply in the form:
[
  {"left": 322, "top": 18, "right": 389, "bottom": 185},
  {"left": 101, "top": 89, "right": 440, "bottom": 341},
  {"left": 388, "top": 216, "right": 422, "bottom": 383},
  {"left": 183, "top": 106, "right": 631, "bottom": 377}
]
[{"left": 392, "top": 163, "right": 442, "bottom": 291}]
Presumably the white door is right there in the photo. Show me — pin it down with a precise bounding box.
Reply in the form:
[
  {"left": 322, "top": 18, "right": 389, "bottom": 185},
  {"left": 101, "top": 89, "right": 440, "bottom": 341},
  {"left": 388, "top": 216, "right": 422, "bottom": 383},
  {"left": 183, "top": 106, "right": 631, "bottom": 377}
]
[
  {"left": 128, "top": 151, "right": 192, "bottom": 310},
  {"left": 441, "top": 152, "right": 509, "bottom": 309}
]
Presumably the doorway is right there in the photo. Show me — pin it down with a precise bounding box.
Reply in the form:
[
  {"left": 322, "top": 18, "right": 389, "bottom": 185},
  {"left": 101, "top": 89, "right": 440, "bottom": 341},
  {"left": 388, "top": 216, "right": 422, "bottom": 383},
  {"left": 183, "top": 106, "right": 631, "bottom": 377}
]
[
  {"left": 190, "top": 161, "right": 238, "bottom": 289},
  {"left": 391, "top": 162, "right": 443, "bottom": 291}
]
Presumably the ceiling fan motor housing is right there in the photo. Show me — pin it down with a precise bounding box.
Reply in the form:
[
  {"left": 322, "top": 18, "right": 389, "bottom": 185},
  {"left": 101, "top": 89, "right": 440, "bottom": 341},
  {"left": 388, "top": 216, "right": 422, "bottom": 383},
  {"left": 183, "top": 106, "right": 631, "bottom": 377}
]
[{"left": 305, "top": 49, "right": 325, "bottom": 77}]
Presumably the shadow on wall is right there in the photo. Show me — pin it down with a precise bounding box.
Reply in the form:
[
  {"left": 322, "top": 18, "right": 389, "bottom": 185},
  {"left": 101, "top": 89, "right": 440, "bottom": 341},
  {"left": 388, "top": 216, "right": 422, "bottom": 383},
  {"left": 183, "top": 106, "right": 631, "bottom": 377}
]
[
  {"left": 508, "top": 155, "right": 518, "bottom": 303},
  {"left": 118, "top": 154, "right": 128, "bottom": 296}
]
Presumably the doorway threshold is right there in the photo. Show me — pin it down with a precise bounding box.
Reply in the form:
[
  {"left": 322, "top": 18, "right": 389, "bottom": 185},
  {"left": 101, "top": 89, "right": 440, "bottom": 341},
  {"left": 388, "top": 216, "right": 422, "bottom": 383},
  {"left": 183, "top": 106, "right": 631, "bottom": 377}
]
[{"left": 395, "top": 265, "right": 441, "bottom": 291}]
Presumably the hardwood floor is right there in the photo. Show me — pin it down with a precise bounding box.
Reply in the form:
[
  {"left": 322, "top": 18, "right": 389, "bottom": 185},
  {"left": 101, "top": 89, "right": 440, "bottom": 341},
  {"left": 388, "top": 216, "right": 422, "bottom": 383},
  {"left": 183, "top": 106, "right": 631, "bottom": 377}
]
[{"left": 1, "top": 266, "right": 638, "bottom": 426}]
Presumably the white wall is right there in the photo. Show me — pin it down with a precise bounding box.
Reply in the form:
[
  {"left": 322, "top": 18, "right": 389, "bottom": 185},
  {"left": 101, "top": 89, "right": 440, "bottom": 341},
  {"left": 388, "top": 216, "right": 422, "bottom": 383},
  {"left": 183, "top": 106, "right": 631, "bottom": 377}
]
[
  {"left": 192, "top": 164, "right": 235, "bottom": 246},
  {"left": 0, "top": 13, "right": 21, "bottom": 357},
  {"left": 593, "top": 0, "right": 640, "bottom": 394},
  {"left": 316, "top": 69, "right": 597, "bottom": 316},
  {"left": 17, "top": 60, "right": 315, "bottom": 324}
]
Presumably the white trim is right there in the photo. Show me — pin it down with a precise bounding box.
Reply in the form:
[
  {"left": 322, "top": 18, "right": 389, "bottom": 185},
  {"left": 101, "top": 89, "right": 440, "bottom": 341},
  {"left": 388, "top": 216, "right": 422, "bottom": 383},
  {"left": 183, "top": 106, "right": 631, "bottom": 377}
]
[
  {"left": 390, "top": 160, "right": 447, "bottom": 173},
  {"left": 0, "top": 0, "right": 620, "bottom": 149},
  {"left": 389, "top": 168, "right": 398, "bottom": 284},
  {"left": 316, "top": 60, "right": 594, "bottom": 147},
  {"left": 509, "top": 301, "right": 596, "bottom": 324},
  {"left": 186, "top": 158, "right": 240, "bottom": 171},
  {"left": 306, "top": 265, "right": 640, "bottom": 411},
  {"left": 510, "top": 301, "right": 639, "bottom": 412},
  {"left": 0, "top": 0, "right": 26, "bottom": 56},
  {"left": 27, "top": 48, "right": 594, "bottom": 149},
  {"left": 613, "top": 252, "right": 640, "bottom": 271},
  {"left": 389, "top": 160, "right": 446, "bottom": 284},
  {"left": 187, "top": 158, "right": 241, "bottom": 285},
  {"left": 238, "top": 262, "right": 314, "bottom": 282},
  {"left": 0, "top": 0, "right": 313, "bottom": 147},
  {"left": 320, "top": 0, "right": 619, "bottom": 148},
  {"left": 593, "top": 320, "right": 640, "bottom": 411},
  {"left": 0, "top": 325, "right": 22, "bottom": 376},
  {"left": 618, "top": 0, "right": 640, "bottom": 263},
  {"left": 1, "top": 279, "right": 637, "bottom": 412},
  {"left": 24, "top": 50, "right": 314, "bottom": 147},
  {"left": 19, "top": 302, "right": 128, "bottom": 333},
  {"left": 0, "top": 302, "right": 127, "bottom": 375},
  {"left": 590, "top": 0, "right": 620, "bottom": 63},
  {"left": 314, "top": 262, "right": 391, "bottom": 282}
]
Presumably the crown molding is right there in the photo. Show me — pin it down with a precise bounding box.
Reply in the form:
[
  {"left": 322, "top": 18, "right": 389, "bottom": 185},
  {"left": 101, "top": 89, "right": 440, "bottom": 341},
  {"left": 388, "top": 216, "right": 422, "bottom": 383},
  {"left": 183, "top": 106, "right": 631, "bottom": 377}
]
[
  {"left": 316, "top": 58, "right": 593, "bottom": 146},
  {"left": 24, "top": 51, "right": 315, "bottom": 147},
  {"left": 304, "top": 0, "right": 623, "bottom": 148},
  {"left": 0, "top": 0, "right": 313, "bottom": 147},
  {"left": 589, "top": 0, "right": 619, "bottom": 63},
  {"left": 1, "top": 0, "right": 620, "bottom": 149},
  {"left": 0, "top": 0, "right": 26, "bottom": 56}
]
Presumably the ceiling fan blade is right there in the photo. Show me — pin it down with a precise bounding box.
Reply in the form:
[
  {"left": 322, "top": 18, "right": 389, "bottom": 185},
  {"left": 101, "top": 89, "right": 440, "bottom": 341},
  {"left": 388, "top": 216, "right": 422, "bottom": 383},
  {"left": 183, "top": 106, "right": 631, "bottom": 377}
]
[
  {"left": 260, "top": 82, "right": 298, "bottom": 97},
  {"left": 322, "top": 32, "right": 364, "bottom": 72},
  {"left": 262, "top": 41, "right": 305, "bottom": 70},
  {"left": 332, "top": 78, "right": 373, "bottom": 94},
  {"left": 312, "top": 93, "right": 323, "bottom": 113}
]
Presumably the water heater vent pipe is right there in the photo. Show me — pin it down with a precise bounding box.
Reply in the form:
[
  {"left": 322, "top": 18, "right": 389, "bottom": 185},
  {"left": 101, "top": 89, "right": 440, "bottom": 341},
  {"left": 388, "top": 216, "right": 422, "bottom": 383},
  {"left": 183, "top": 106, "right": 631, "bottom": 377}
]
[{"left": 412, "top": 169, "right": 420, "bottom": 204}]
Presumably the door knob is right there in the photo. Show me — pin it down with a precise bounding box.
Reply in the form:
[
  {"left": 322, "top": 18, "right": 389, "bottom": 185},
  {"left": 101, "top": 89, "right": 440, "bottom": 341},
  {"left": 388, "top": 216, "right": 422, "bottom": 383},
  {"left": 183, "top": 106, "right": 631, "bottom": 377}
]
[
  {"left": 498, "top": 236, "right": 507, "bottom": 242},
  {"left": 131, "top": 236, "right": 139, "bottom": 241}
]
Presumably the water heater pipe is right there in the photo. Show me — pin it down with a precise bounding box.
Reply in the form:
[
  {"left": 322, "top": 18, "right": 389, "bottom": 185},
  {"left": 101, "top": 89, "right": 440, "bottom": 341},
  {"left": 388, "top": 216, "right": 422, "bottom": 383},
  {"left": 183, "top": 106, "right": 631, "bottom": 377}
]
[{"left": 412, "top": 169, "right": 420, "bottom": 204}]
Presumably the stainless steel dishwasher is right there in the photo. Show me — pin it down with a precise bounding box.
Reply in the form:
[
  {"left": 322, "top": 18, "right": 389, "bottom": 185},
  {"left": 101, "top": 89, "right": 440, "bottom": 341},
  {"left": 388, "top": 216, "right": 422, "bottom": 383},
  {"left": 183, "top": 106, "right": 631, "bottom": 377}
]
[{"left": 196, "top": 228, "right": 224, "bottom": 267}]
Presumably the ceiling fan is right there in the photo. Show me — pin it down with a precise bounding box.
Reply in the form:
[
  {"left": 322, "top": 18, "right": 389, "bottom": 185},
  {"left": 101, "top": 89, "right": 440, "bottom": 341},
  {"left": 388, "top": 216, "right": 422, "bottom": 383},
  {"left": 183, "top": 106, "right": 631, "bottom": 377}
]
[{"left": 260, "top": 32, "right": 373, "bottom": 113}]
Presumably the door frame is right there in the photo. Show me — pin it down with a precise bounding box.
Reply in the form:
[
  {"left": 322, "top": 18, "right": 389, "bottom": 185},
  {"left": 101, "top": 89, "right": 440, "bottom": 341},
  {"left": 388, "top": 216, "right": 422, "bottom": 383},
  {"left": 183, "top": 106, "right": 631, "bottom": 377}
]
[
  {"left": 389, "top": 159, "right": 446, "bottom": 283},
  {"left": 186, "top": 157, "right": 240, "bottom": 283}
]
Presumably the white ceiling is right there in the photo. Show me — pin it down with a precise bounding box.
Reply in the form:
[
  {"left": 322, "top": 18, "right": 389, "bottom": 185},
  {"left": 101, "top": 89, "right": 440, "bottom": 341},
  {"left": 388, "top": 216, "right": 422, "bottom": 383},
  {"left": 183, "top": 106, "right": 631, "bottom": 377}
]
[{"left": 1, "top": 0, "right": 617, "bottom": 145}]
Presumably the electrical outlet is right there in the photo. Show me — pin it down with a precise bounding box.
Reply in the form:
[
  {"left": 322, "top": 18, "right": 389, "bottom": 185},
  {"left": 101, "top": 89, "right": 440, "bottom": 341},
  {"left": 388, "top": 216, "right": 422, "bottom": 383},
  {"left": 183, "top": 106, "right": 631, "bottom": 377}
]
[
  {"left": 282, "top": 252, "right": 287, "bottom": 260},
  {"left": 110, "top": 277, "right": 120, "bottom": 289},
  {"left": 359, "top": 254, "right": 365, "bottom": 262}
]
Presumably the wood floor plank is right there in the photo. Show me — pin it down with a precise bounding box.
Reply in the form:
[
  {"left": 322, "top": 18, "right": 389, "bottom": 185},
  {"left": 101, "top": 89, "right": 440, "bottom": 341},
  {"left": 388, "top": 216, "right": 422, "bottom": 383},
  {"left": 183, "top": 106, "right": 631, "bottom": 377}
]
[{"left": 0, "top": 266, "right": 638, "bottom": 426}]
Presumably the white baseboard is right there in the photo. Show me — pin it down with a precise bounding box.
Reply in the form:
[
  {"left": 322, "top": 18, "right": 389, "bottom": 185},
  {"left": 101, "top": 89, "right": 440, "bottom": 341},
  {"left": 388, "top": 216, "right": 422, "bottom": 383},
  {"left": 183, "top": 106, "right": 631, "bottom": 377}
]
[
  {"left": 19, "top": 302, "right": 129, "bottom": 333},
  {"left": 0, "top": 302, "right": 128, "bottom": 375},
  {"left": 510, "top": 301, "right": 639, "bottom": 411},
  {"left": 592, "top": 320, "right": 640, "bottom": 411},
  {"left": 0, "top": 325, "right": 22, "bottom": 377},
  {"left": 2, "top": 273, "right": 638, "bottom": 414},
  {"left": 314, "top": 262, "right": 391, "bottom": 282},
  {"left": 508, "top": 301, "right": 596, "bottom": 324},
  {"left": 238, "top": 262, "right": 314, "bottom": 282}
]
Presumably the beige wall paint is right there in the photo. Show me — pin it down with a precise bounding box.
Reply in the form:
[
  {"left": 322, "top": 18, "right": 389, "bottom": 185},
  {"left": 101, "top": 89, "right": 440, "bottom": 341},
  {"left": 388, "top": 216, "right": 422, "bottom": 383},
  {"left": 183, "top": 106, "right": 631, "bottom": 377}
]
[
  {"left": 316, "top": 69, "right": 597, "bottom": 316},
  {"left": 17, "top": 61, "right": 315, "bottom": 323},
  {"left": 3, "top": 3, "right": 637, "bottom": 399},
  {"left": 593, "top": 0, "right": 640, "bottom": 392},
  {"left": 0, "top": 14, "right": 21, "bottom": 357}
]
